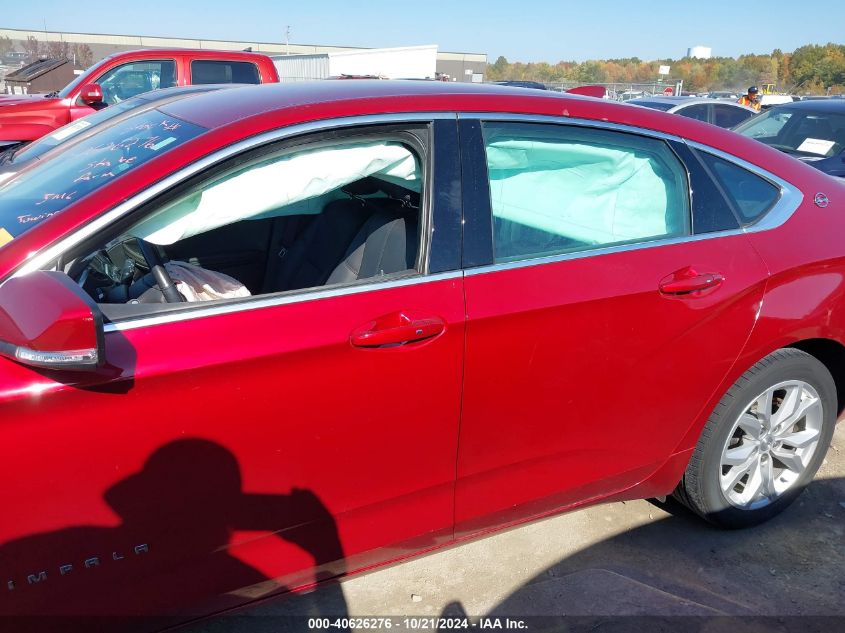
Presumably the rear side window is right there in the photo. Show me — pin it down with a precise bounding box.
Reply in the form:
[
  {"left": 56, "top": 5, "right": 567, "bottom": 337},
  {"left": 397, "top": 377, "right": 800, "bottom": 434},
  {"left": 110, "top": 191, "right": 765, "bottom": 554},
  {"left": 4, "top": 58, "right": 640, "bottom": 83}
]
[
  {"left": 697, "top": 152, "right": 781, "bottom": 225},
  {"left": 669, "top": 141, "right": 739, "bottom": 234},
  {"left": 713, "top": 104, "right": 754, "bottom": 129},
  {"left": 191, "top": 60, "right": 260, "bottom": 85},
  {"left": 481, "top": 122, "right": 690, "bottom": 263},
  {"left": 678, "top": 104, "right": 710, "bottom": 122}
]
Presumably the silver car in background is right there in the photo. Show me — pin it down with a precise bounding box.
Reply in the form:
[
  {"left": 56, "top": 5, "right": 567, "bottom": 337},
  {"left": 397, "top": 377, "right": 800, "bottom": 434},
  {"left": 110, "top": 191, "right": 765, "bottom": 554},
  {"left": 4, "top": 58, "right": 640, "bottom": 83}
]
[{"left": 627, "top": 96, "right": 758, "bottom": 128}]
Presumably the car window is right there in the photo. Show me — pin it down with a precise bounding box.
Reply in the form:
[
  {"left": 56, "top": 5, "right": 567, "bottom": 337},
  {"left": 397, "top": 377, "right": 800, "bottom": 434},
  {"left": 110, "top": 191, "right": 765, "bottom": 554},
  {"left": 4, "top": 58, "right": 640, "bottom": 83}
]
[
  {"left": 669, "top": 142, "right": 740, "bottom": 234},
  {"left": 10, "top": 99, "right": 144, "bottom": 163},
  {"left": 481, "top": 122, "right": 690, "bottom": 263},
  {"left": 61, "top": 129, "right": 426, "bottom": 314},
  {"left": 713, "top": 104, "right": 754, "bottom": 128},
  {"left": 697, "top": 151, "right": 781, "bottom": 225},
  {"left": 734, "top": 109, "right": 793, "bottom": 141},
  {"left": 0, "top": 109, "right": 205, "bottom": 244},
  {"left": 191, "top": 60, "right": 260, "bottom": 85},
  {"left": 96, "top": 61, "right": 177, "bottom": 106},
  {"left": 677, "top": 104, "right": 710, "bottom": 122}
]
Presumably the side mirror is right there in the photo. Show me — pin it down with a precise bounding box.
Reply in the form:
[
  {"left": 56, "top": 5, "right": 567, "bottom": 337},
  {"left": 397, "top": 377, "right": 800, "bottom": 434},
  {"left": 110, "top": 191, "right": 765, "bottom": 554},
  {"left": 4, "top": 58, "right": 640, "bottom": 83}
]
[
  {"left": 79, "top": 83, "right": 104, "bottom": 106},
  {"left": 0, "top": 271, "right": 104, "bottom": 371}
]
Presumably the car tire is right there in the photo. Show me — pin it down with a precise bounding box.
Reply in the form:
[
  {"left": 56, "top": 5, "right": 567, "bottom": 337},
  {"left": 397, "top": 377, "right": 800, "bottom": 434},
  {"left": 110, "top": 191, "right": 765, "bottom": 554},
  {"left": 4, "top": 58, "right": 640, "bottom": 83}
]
[{"left": 674, "top": 348, "right": 837, "bottom": 529}]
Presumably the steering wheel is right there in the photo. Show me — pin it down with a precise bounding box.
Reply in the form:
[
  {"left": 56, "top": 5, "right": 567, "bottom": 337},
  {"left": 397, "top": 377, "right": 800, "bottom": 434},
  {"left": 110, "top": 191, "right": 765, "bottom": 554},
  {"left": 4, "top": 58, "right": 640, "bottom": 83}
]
[{"left": 136, "top": 238, "right": 184, "bottom": 303}]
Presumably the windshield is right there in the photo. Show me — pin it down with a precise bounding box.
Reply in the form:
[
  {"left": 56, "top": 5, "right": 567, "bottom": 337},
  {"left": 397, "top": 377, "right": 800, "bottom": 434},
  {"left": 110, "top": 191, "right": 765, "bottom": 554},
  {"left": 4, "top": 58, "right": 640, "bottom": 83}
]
[
  {"left": 6, "top": 98, "right": 148, "bottom": 165},
  {"left": 735, "top": 108, "right": 845, "bottom": 158},
  {"left": 0, "top": 109, "right": 206, "bottom": 248}
]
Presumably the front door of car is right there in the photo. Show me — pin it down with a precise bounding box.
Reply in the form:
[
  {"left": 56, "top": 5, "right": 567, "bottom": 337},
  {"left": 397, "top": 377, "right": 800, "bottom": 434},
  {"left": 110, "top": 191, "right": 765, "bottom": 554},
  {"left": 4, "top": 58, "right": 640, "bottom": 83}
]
[
  {"left": 454, "top": 118, "right": 772, "bottom": 534},
  {"left": 0, "top": 118, "right": 464, "bottom": 620}
]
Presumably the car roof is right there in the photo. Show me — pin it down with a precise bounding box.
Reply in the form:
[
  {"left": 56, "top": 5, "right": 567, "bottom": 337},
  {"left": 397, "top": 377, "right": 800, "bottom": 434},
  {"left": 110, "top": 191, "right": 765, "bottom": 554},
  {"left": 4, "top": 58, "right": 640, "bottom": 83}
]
[
  {"left": 159, "top": 80, "right": 599, "bottom": 128},
  {"left": 775, "top": 99, "right": 845, "bottom": 113},
  {"left": 101, "top": 48, "right": 270, "bottom": 63}
]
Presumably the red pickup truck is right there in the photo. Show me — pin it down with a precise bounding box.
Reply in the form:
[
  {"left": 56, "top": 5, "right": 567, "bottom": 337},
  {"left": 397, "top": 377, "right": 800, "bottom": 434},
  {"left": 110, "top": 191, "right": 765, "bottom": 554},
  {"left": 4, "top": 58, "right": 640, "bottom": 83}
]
[{"left": 0, "top": 48, "right": 280, "bottom": 150}]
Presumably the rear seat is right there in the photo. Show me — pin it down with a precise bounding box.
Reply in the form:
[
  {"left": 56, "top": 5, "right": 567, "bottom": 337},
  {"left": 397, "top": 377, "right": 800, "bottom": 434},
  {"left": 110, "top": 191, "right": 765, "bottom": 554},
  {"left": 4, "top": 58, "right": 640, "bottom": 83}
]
[{"left": 262, "top": 197, "right": 418, "bottom": 294}]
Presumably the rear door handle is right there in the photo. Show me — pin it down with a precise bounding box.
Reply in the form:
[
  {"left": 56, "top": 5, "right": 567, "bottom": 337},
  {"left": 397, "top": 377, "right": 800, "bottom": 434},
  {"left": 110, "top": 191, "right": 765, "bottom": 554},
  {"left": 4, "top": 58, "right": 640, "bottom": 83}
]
[
  {"left": 659, "top": 267, "right": 724, "bottom": 295},
  {"left": 351, "top": 312, "right": 445, "bottom": 348}
]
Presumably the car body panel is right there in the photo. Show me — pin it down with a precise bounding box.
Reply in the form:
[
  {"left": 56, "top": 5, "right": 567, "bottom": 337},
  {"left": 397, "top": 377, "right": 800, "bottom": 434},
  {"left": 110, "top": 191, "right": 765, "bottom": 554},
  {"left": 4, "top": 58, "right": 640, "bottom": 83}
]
[
  {"left": 456, "top": 233, "right": 769, "bottom": 533},
  {"left": 0, "top": 82, "right": 842, "bottom": 626},
  {"left": 0, "top": 274, "right": 465, "bottom": 615}
]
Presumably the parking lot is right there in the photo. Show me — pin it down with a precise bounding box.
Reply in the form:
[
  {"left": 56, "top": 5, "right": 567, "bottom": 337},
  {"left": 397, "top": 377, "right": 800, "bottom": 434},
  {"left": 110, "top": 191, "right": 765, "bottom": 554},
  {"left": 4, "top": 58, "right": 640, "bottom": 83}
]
[{"left": 190, "top": 422, "right": 844, "bottom": 630}]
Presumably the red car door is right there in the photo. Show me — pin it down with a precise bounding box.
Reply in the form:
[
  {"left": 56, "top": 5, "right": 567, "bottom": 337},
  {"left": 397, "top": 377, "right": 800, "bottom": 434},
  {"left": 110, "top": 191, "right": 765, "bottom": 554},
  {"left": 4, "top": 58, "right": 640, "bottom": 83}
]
[
  {"left": 454, "top": 117, "right": 772, "bottom": 534},
  {"left": 0, "top": 118, "right": 464, "bottom": 620}
]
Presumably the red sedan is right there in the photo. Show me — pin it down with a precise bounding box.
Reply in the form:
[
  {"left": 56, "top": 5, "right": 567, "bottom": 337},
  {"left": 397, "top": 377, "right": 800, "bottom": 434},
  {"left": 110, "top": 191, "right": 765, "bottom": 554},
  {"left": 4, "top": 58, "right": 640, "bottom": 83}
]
[{"left": 0, "top": 82, "right": 841, "bottom": 625}]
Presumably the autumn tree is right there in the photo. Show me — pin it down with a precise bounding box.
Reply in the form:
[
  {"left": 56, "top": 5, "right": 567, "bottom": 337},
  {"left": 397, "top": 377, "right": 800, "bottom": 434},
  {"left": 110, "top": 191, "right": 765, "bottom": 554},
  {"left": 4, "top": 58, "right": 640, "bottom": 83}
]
[
  {"left": 70, "top": 43, "right": 93, "bottom": 68},
  {"left": 22, "top": 36, "right": 42, "bottom": 60},
  {"left": 44, "top": 40, "right": 70, "bottom": 60}
]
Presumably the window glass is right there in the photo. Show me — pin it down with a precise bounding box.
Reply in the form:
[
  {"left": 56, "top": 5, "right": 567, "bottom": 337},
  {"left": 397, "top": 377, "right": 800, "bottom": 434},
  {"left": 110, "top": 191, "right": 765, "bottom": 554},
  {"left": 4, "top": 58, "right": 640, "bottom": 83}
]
[
  {"left": 697, "top": 151, "right": 781, "bottom": 225},
  {"left": 482, "top": 122, "right": 690, "bottom": 263},
  {"left": 678, "top": 104, "right": 710, "bottom": 122},
  {"left": 11, "top": 98, "right": 145, "bottom": 163},
  {"left": 0, "top": 109, "right": 205, "bottom": 244},
  {"left": 669, "top": 142, "right": 739, "bottom": 233},
  {"left": 191, "top": 60, "right": 260, "bottom": 85},
  {"left": 733, "top": 109, "right": 793, "bottom": 141},
  {"left": 61, "top": 135, "right": 424, "bottom": 311},
  {"left": 713, "top": 104, "right": 754, "bottom": 129},
  {"left": 96, "top": 61, "right": 177, "bottom": 105}
]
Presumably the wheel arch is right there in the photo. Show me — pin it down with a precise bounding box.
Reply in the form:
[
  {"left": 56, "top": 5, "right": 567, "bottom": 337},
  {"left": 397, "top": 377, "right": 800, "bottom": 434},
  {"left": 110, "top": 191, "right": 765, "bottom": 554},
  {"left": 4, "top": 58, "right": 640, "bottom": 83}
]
[
  {"left": 630, "top": 337, "right": 845, "bottom": 502},
  {"left": 785, "top": 338, "right": 845, "bottom": 417}
]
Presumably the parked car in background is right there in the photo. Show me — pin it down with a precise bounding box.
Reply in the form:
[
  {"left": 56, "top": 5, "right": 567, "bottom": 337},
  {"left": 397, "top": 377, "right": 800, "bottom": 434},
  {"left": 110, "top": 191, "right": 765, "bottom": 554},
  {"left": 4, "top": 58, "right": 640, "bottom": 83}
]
[
  {"left": 733, "top": 99, "right": 845, "bottom": 178},
  {"left": 708, "top": 91, "right": 740, "bottom": 100},
  {"left": 759, "top": 94, "right": 795, "bottom": 110},
  {"left": 493, "top": 80, "right": 548, "bottom": 90},
  {"left": 0, "top": 81, "right": 841, "bottom": 628},
  {"left": 629, "top": 96, "right": 758, "bottom": 128},
  {"left": 0, "top": 48, "right": 279, "bottom": 151},
  {"left": 0, "top": 84, "right": 238, "bottom": 184}
]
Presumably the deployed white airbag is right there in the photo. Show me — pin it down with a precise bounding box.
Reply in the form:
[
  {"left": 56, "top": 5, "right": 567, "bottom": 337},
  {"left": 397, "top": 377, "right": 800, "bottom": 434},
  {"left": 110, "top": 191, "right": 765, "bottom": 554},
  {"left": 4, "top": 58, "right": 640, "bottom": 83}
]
[
  {"left": 164, "top": 261, "right": 252, "bottom": 302},
  {"left": 133, "top": 142, "right": 418, "bottom": 245},
  {"left": 486, "top": 140, "right": 679, "bottom": 244}
]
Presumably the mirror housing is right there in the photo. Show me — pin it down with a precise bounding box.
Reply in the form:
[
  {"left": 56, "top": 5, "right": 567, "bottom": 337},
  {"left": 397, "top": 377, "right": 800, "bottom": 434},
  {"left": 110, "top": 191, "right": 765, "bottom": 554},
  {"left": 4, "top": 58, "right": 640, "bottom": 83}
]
[
  {"left": 79, "top": 83, "right": 104, "bottom": 106},
  {"left": 0, "top": 272, "right": 105, "bottom": 371}
]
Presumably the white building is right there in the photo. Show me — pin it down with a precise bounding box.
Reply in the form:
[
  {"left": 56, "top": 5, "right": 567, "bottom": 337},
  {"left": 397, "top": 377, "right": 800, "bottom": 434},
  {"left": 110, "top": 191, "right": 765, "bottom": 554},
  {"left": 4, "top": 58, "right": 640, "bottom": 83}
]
[{"left": 687, "top": 46, "right": 712, "bottom": 60}]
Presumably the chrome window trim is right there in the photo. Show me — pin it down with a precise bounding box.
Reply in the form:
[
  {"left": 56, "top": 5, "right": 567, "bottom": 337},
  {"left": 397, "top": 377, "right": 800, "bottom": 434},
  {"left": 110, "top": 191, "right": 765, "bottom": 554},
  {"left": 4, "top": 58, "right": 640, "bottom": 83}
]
[
  {"left": 463, "top": 229, "right": 748, "bottom": 277},
  {"left": 14, "top": 112, "right": 456, "bottom": 278},
  {"left": 103, "top": 270, "right": 463, "bottom": 333},
  {"left": 457, "top": 112, "right": 803, "bottom": 277}
]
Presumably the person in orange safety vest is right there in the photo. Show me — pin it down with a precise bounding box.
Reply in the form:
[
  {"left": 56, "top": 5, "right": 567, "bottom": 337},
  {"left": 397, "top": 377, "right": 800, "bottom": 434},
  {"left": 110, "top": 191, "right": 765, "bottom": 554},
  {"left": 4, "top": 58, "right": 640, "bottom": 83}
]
[{"left": 738, "top": 86, "right": 762, "bottom": 112}]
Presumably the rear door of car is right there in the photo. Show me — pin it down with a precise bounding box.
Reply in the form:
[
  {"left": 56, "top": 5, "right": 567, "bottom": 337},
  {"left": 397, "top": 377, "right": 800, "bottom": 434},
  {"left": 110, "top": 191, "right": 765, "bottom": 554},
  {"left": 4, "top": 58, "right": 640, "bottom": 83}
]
[
  {"left": 0, "top": 115, "right": 464, "bottom": 619},
  {"left": 454, "top": 114, "right": 776, "bottom": 535}
]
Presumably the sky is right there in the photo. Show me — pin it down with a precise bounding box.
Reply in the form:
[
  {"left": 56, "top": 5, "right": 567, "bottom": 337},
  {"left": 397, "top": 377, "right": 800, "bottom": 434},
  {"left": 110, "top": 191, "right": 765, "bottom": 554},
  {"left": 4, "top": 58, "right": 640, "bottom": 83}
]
[{"left": 4, "top": 0, "right": 845, "bottom": 62}]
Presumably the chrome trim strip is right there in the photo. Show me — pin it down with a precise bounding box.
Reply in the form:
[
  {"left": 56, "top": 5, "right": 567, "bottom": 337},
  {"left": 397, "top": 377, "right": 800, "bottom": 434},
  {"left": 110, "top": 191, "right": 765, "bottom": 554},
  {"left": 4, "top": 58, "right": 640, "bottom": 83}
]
[
  {"left": 684, "top": 140, "right": 804, "bottom": 232},
  {"left": 463, "top": 230, "right": 748, "bottom": 277},
  {"left": 14, "top": 112, "right": 456, "bottom": 277},
  {"left": 456, "top": 111, "right": 684, "bottom": 143},
  {"left": 103, "top": 270, "right": 463, "bottom": 333}
]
